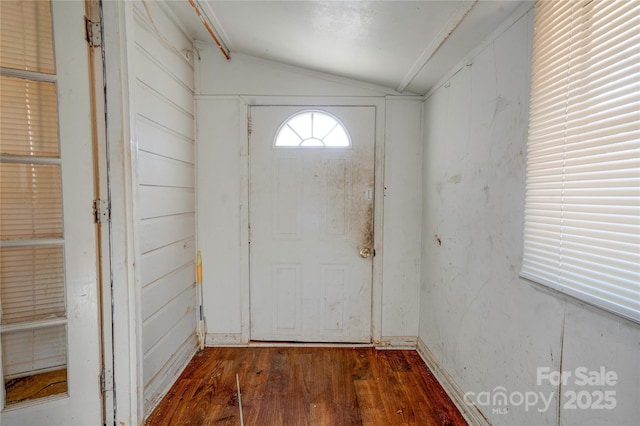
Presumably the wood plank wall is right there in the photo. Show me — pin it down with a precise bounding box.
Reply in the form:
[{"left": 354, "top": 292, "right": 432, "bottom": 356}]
[{"left": 131, "top": 0, "right": 197, "bottom": 414}]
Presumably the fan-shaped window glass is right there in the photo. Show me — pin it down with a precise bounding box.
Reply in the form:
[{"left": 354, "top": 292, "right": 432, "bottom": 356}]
[{"left": 275, "top": 111, "right": 350, "bottom": 148}]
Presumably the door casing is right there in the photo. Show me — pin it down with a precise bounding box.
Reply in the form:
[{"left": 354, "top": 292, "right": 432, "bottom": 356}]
[
  {"left": 237, "top": 96, "right": 387, "bottom": 345},
  {"left": 86, "top": 0, "right": 115, "bottom": 422},
  {"left": 102, "top": 1, "right": 143, "bottom": 424}
]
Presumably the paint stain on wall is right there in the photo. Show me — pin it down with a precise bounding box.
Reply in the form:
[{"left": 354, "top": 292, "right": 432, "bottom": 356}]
[{"left": 448, "top": 174, "right": 462, "bottom": 184}]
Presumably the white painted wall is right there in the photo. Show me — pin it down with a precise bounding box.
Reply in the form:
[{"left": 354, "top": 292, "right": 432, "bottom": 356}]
[
  {"left": 196, "top": 50, "right": 402, "bottom": 97},
  {"left": 196, "top": 97, "right": 244, "bottom": 342},
  {"left": 382, "top": 98, "right": 423, "bottom": 341},
  {"left": 419, "top": 6, "right": 640, "bottom": 425},
  {"left": 196, "top": 47, "right": 423, "bottom": 345},
  {"left": 130, "top": 0, "right": 197, "bottom": 414}
]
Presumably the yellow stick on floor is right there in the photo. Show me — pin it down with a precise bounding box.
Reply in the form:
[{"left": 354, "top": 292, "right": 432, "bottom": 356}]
[{"left": 196, "top": 251, "right": 205, "bottom": 350}]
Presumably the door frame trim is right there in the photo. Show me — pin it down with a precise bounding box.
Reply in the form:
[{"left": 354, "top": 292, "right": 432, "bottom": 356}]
[
  {"left": 86, "top": 0, "right": 115, "bottom": 423},
  {"left": 102, "top": 1, "right": 143, "bottom": 424},
  {"left": 240, "top": 96, "right": 386, "bottom": 344}
]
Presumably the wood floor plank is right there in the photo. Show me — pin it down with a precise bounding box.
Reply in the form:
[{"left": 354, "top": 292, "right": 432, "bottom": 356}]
[
  {"left": 367, "top": 350, "right": 413, "bottom": 424},
  {"left": 146, "top": 347, "right": 467, "bottom": 426}
]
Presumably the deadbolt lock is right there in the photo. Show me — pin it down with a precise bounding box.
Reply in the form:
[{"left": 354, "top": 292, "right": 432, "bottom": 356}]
[{"left": 359, "top": 248, "right": 372, "bottom": 259}]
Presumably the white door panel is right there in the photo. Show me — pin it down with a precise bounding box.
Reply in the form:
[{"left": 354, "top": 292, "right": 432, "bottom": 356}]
[
  {"left": 0, "top": 1, "right": 102, "bottom": 424},
  {"left": 249, "top": 106, "right": 375, "bottom": 342}
]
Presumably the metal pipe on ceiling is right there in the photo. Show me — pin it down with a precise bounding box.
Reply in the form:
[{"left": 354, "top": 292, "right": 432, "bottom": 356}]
[{"left": 187, "top": 0, "right": 231, "bottom": 60}]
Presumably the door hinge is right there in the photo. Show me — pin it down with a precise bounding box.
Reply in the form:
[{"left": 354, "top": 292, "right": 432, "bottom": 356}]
[
  {"left": 93, "top": 199, "right": 110, "bottom": 224},
  {"left": 85, "top": 16, "right": 102, "bottom": 48},
  {"left": 247, "top": 114, "right": 253, "bottom": 135},
  {"left": 100, "top": 366, "right": 113, "bottom": 393}
]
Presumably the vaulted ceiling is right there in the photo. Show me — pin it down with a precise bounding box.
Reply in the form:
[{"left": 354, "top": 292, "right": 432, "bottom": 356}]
[{"left": 167, "top": 0, "right": 528, "bottom": 95}]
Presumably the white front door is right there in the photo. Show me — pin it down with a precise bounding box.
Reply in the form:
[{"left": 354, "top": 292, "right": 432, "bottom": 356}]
[
  {"left": 249, "top": 106, "right": 376, "bottom": 343},
  {"left": 0, "top": 1, "right": 103, "bottom": 424}
]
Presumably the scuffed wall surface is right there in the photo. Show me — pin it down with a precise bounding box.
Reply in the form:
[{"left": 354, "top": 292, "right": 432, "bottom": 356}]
[
  {"left": 131, "top": 0, "right": 198, "bottom": 414},
  {"left": 196, "top": 98, "right": 244, "bottom": 339},
  {"left": 195, "top": 50, "right": 399, "bottom": 97},
  {"left": 419, "top": 8, "right": 639, "bottom": 425},
  {"left": 196, "top": 48, "right": 423, "bottom": 343},
  {"left": 381, "top": 98, "right": 423, "bottom": 339}
]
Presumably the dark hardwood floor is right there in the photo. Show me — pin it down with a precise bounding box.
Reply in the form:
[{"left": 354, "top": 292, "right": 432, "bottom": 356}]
[
  {"left": 4, "top": 368, "right": 68, "bottom": 406},
  {"left": 145, "top": 347, "right": 467, "bottom": 426}
]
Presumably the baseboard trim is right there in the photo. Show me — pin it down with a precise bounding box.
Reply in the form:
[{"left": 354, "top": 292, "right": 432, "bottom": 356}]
[
  {"left": 375, "top": 336, "right": 418, "bottom": 349},
  {"left": 144, "top": 337, "right": 199, "bottom": 419},
  {"left": 205, "top": 332, "right": 245, "bottom": 346},
  {"left": 205, "top": 334, "right": 419, "bottom": 348},
  {"left": 416, "top": 338, "right": 490, "bottom": 426},
  {"left": 247, "top": 341, "right": 374, "bottom": 348}
]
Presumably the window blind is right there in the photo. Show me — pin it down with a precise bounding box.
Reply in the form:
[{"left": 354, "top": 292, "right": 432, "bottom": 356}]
[
  {"left": 0, "top": 0, "right": 55, "bottom": 74},
  {"left": 0, "top": 163, "right": 63, "bottom": 240},
  {"left": 0, "top": 0, "right": 68, "bottom": 394},
  {"left": 522, "top": 0, "right": 640, "bottom": 323},
  {"left": 1, "top": 325, "right": 67, "bottom": 379},
  {"left": 0, "top": 76, "right": 60, "bottom": 157},
  {"left": 0, "top": 246, "right": 65, "bottom": 324}
]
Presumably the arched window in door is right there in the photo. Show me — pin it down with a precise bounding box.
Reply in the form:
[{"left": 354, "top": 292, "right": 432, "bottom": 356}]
[{"left": 274, "top": 110, "right": 351, "bottom": 147}]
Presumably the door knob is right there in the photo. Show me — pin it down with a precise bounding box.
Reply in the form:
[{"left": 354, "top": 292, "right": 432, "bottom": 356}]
[{"left": 359, "top": 248, "right": 371, "bottom": 258}]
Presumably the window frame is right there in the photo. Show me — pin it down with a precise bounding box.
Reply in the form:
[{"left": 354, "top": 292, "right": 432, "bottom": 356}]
[{"left": 273, "top": 109, "right": 352, "bottom": 149}]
